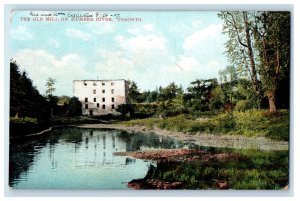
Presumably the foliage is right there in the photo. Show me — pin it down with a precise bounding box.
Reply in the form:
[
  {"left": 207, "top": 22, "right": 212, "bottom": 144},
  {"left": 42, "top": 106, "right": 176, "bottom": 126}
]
[
  {"left": 10, "top": 116, "right": 38, "bottom": 124},
  {"left": 121, "top": 110, "right": 289, "bottom": 141},
  {"left": 58, "top": 96, "right": 71, "bottom": 105},
  {"left": 116, "top": 104, "right": 134, "bottom": 117},
  {"left": 9, "top": 116, "right": 48, "bottom": 137},
  {"left": 132, "top": 103, "right": 158, "bottom": 117},
  {"left": 10, "top": 61, "right": 50, "bottom": 119},
  {"left": 185, "top": 79, "right": 218, "bottom": 112},
  {"left": 235, "top": 100, "right": 253, "bottom": 111},
  {"left": 49, "top": 116, "right": 100, "bottom": 125},
  {"left": 67, "top": 97, "right": 82, "bottom": 116},
  {"left": 127, "top": 80, "right": 142, "bottom": 103},
  {"left": 218, "top": 11, "right": 290, "bottom": 112},
  {"left": 45, "top": 77, "right": 56, "bottom": 97}
]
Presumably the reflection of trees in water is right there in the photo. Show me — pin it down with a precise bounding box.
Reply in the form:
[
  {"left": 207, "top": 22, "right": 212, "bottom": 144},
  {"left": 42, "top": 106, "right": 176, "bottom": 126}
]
[
  {"left": 10, "top": 127, "right": 192, "bottom": 187},
  {"left": 9, "top": 137, "right": 49, "bottom": 186},
  {"left": 9, "top": 128, "right": 70, "bottom": 187},
  {"left": 58, "top": 127, "right": 83, "bottom": 143},
  {"left": 117, "top": 131, "right": 186, "bottom": 151}
]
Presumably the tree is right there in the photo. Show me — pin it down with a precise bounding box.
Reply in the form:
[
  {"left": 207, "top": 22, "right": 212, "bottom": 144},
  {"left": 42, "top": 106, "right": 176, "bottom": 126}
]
[
  {"left": 157, "top": 82, "right": 183, "bottom": 102},
  {"left": 253, "top": 12, "right": 290, "bottom": 112},
  {"left": 45, "top": 77, "right": 56, "bottom": 97},
  {"left": 219, "top": 11, "right": 290, "bottom": 112},
  {"left": 67, "top": 97, "right": 82, "bottom": 116},
  {"left": 218, "top": 11, "right": 263, "bottom": 99},
  {"left": 185, "top": 79, "right": 218, "bottom": 111},
  {"left": 128, "top": 80, "right": 142, "bottom": 103},
  {"left": 116, "top": 104, "right": 134, "bottom": 118},
  {"left": 10, "top": 61, "right": 49, "bottom": 119}
]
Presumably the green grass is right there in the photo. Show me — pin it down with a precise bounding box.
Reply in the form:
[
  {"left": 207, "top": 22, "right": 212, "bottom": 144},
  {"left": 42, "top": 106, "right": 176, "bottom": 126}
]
[
  {"left": 120, "top": 110, "right": 289, "bottom": 141},
  {"left": 10, "top": 116, "right": 38, "bottom": 124},
  {"left": 149, "top": 149, "right": 288, "bottom": 189}
]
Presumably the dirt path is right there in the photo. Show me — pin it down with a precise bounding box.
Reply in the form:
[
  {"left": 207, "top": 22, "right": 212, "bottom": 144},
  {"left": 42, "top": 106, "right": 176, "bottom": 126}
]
[{"left": 76, "top": 123, "right": 288, "bottom": 151}]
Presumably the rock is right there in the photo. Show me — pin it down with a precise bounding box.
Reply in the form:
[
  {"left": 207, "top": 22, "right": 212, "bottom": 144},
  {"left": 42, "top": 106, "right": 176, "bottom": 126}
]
[{"left": 216, "top": 181, "right": 229, "bottom": 189}]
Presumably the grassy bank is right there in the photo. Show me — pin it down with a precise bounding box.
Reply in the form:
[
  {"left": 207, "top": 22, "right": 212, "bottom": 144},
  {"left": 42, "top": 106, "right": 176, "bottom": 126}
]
[
  {"left": 10, "top": 117, "right": 49, "bottom": 137},
  {"left": 119, "top": 110, "right": 289, "bottom": 141},
  {"left": 49, "top": 116, "right": 101, "bottom": 125},
  {"left": 147, "top": 149, "right": 288, "bottom": 189}
]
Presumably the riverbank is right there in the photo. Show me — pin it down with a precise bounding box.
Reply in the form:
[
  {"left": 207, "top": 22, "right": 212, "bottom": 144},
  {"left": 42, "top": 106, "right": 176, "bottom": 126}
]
[
  {"left": 114, "top": 148, "right": 289, "bottom": 190},
  {"left": 77, "top": 123, "right": 288, "bottom": 150}
]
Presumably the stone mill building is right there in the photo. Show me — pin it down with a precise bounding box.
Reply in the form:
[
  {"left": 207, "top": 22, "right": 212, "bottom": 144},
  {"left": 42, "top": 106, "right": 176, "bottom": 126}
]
[{"left": 73, "top": 79, "right": 129, "bottom": 116}]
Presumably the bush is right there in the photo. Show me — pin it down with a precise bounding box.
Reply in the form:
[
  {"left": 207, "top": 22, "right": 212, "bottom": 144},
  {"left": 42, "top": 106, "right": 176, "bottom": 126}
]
[
  {"left": 235, "top": 100, "right": 253, "bottom": 112},
  {"left": 232, "top": 110, "right": 268, "bottom": 137},
  {"left": 132, "top": 103, "right": 158, "bottom": 117},
  {"left": 120, "top": 109, "right": 289, "bottom": 141},
  {"left": 211, "top": 112, "right": 236, "bottom": 133},
  {"left": 10, "top": 117, "right": 48, "bottom": 137},
  {"left": 10, "top": 116, "right": 38, "bottom": 124}
]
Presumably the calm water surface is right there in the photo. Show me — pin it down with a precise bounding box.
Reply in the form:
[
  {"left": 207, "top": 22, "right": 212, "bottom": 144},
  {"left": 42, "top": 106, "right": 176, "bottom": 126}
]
[{"left": 9, "top": 127, "right": 192, "bottom": 189}]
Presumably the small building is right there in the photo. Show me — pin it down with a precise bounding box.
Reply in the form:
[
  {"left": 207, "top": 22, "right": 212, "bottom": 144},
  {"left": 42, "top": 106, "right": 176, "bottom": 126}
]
[{"left": 73, "top": 79, "right": 129, "bottom": 116}]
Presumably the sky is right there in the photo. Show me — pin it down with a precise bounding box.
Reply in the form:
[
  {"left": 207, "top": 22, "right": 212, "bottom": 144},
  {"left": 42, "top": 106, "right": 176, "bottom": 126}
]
[{"left": 10, "top": 11, "right": 229, "bottom": 96}]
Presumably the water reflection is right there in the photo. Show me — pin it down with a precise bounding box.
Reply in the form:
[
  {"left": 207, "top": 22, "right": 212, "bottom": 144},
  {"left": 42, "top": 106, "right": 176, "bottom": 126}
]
[{"left": 9, "top": 127, "right": 188, "bottom": 189}]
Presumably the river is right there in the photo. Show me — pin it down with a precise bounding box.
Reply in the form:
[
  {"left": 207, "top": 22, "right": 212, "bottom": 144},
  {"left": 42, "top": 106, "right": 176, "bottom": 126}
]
[{"left": 9, "top": 127, "right": 194, "bottom": 189}]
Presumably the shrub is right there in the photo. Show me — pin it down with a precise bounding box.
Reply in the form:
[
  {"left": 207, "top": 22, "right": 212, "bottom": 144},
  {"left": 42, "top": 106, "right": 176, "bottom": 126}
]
[
  {"left": 211, "top": 112, "right": 236, "bottom": 133},
  {"left": 235, "top": 100, "right": 253, "bottom": 112}
]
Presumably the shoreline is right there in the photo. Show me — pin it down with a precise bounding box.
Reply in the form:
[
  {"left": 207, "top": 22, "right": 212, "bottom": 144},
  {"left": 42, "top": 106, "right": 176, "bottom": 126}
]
[{"left": 76, "top": 123, "right": 288, "bottom": 151}]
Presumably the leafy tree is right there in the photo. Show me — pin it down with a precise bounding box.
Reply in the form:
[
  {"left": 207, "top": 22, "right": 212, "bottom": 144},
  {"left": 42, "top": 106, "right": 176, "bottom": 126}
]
[
  {"left": 128, "top": 80, "right": 142, "bottom": 103},
  {"left": 58, "top": 96, "right": 71, "bottom": 105},
  {"left": 157, "top": 82, "right": 183, "bottom": 102},
  {"left": 67, "top": 97, "right": 82, "bottom": 116},
  {"left": 218, "top": 11, "right": 263, "bottom": 99},
  {"left": 45, "top": 77, "right": 56, "bottom": 97},
  {"left": 116, "top": 104, "right": 134, "bottom": 117},
  {"left": 219, "top": 11, "right": 290, "bottom": 112},
  {"left": 253, "top": 11, "right": 290, "bottom": 112},
  {"left": 185, "top": 79, "right": 218, "bottom": 111},
  {"left": 10, "top": 61, "right": 49, "bottom": 119}
]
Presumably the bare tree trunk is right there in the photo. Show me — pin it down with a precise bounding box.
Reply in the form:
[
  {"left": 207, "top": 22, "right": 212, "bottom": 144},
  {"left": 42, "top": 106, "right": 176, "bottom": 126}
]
[
  {"left": 243, "top": 12, "right": 262, "bottom": 98},
  {"left": 266, "top": 90, "right": 276, "bottom": 113}
]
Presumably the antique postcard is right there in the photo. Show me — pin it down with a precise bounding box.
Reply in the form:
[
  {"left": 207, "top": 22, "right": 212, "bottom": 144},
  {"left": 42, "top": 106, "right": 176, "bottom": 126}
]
[{"left": 9, "top": 10, "right": 290, "bottom": 190}]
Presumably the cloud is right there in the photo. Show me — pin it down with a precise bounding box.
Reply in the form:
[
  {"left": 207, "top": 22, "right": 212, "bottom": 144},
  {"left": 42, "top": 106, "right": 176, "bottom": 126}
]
[
  {"left": 66, "top": 28, "right": 90, "bottom": 41},
  {"left": 47, "top": 38, "right": 60, "bottom": 48},
  {"left": 183, "top": 24, "right": 222, "bottom": 50},
  {"left": 123, "top": 24, "right": 166, "bottom": 50},
  {"left": 95, "top": 49, "right": 135, "bottom": 81},
  {"left": 143, "top": 24, "right": 155, "bottom": 32},
  {"left": 162, "top": 56, "right": 222, "bottom": 79},
  {"left": 13, "top": 49, "right": 90, "bottom": 96},
  {"left": 116, "top": 33, "right": 167, "bottom": 51},
  {"left": 163, "top": 55, "right": 198, "bottom": 73},
  {"left": 11, "top": 26, "right": 33, "bottom": 40},
  {"left": 191, "top": 20, "right": 202, "bottom": 28}
]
